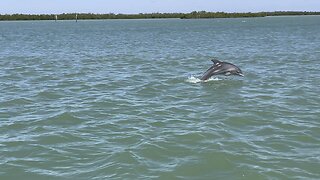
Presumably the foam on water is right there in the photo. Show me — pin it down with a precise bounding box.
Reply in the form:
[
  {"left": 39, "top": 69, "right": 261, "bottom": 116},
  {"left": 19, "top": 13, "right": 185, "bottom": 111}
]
[{"left": 186, "top": 75, "right": 221, "bottom": 83}]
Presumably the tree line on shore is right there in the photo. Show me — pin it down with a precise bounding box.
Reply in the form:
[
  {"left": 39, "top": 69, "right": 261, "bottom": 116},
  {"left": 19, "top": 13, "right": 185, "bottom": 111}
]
[{"left": 0, "top": 11, "right": 320, "bottom": 21}]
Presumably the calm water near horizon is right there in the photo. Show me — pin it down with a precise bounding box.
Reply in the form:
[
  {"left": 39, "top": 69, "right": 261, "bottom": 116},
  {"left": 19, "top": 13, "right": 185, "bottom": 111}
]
[{"left": 1, "top": 16, "right": 320, "bottom": 179}]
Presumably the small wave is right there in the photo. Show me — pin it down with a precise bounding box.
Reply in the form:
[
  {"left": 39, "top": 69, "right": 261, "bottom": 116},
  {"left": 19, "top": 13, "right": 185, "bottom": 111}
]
[
  {"left": 1, "top": 97, "right": 34, "bottom": 107},
  {"left": 39, "top": 111, "right": 86, "bottom": 127},
  {"left": 185, "top": 75, "right": 221, "bottom": 83}
]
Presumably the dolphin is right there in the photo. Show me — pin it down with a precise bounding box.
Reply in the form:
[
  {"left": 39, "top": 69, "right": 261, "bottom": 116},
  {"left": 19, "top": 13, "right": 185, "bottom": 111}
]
[{"left": 200, "top": 59, "right": 244, "bottom": 80}]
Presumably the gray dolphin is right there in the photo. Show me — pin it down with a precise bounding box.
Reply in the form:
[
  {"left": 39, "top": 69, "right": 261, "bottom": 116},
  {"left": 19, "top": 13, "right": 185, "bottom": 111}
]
[{"left": 200, "top": 59, "right": 244, "bottom": 80}]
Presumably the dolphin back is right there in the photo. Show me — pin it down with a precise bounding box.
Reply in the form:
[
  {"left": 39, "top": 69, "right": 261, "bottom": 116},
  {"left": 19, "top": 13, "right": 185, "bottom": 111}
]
[
  {"left": 200, "top": 65, "right": 217, "bottom": 80},
  {"left": 201, "top": 59, "right": 222, "bottom": 80},
  {"left": 211, "top": 59, "right": 222, "bottom": 65}
]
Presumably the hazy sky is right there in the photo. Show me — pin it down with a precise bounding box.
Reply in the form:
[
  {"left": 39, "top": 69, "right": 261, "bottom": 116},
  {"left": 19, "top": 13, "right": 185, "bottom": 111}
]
[{"left": 1, "top": 0, "right": 320, "bottom": 14}]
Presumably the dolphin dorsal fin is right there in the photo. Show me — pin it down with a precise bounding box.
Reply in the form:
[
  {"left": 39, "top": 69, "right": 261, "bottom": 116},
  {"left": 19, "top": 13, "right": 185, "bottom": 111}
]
[{"left": 211, "top": 59, "right": 222, "bottom": 65}]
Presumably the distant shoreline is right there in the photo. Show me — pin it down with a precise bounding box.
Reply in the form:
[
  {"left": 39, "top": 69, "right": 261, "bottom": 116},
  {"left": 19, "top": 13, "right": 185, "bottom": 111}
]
[{"left": 1, "top": 11, "right": 320, "bottom": 21}]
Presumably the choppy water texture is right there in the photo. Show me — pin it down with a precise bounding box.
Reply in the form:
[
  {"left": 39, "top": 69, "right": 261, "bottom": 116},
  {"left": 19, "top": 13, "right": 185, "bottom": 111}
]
[{"left": 1, "top": 16, "right": 320, "bottom": 179}]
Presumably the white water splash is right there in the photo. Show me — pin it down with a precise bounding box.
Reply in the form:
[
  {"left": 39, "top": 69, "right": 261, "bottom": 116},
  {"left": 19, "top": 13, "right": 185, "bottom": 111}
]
[{"left": 186, "top": 75, "right": 221, "bottom": 83}]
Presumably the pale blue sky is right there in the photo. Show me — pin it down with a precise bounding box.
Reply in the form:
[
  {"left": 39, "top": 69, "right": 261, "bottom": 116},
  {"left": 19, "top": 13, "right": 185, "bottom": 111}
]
[{"left": 1, "top": 0, "right": 320, "bottom": 14}]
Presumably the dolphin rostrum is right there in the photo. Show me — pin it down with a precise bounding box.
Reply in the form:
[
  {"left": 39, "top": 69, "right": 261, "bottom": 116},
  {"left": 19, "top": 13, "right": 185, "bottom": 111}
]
[{"left": 200, "top": 58, "right": 244, "bottom": 80}]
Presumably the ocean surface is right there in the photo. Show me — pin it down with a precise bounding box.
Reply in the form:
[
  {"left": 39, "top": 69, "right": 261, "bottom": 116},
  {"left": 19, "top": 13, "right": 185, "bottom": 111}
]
[{"left": 1, "top": 16, "right": 320, "bottom": 179}]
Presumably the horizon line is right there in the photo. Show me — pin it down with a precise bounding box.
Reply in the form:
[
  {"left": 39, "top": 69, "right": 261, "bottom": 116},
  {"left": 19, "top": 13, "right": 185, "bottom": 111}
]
[{"left": 1, "top": 10, "right": 320, "bottom": 15}]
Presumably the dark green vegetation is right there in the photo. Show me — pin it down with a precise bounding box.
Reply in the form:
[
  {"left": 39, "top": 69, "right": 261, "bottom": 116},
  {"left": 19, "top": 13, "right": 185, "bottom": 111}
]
[{"left": 1, "top": 11, "right": 320, "bottom": 21}]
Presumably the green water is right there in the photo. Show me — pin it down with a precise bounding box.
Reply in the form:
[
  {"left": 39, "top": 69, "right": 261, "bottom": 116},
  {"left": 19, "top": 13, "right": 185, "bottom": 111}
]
[{"left": 1, "top": 16, "right": 320, "bottom": 179}]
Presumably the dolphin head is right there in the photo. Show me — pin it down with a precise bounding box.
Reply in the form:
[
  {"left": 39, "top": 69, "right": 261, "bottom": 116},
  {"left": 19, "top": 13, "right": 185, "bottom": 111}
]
[
  {"left": 231, "top": 66, "right": 244, "bottom": 77},
  {"left": 236, "top": 70, "right": 244, "bottom": 77},
  {"left": 222, "top": 62, "right": 244, "bottom": 77}
]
